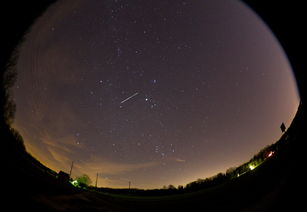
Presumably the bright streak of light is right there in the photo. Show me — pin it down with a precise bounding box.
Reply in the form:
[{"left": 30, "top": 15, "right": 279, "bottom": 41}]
[{"left": 120, "top": 92, "right": 139, "bottom": 104}]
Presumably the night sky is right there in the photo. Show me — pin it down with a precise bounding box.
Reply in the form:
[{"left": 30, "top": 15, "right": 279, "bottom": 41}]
[{"left": 12, "top": 0, "right": 300, "bottom": 189}]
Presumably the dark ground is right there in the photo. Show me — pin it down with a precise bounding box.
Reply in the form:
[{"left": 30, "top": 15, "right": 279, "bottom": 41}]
[{"left": 1, "top": 1, "right": 307, "bottom": 211}]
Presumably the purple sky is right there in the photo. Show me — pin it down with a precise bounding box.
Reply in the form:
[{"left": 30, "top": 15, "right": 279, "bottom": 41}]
[{"left": 12, "top": 0, "right": 299, "bottom": 188}]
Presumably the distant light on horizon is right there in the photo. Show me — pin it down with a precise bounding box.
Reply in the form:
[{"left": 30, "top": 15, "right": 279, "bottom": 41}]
[
  {"left": 249, "top": 165, "right": 256, "bottom": 170},
  {"left": 268, "top": 151, "right": 274, "bottom": 158}
]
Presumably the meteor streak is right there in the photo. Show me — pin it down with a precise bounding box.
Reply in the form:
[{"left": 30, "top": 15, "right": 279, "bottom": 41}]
[{"left": 120, "top": 92, "right": 139, "bottom": 104}]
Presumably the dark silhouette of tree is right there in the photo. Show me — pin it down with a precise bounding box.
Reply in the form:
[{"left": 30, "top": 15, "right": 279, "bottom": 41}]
[
  {"left": 168, "top": 184, "right": 176, "bottom": 190},
  {"left": 75, "top": 174, "right": 92, "bottom": 188},
  {"left": 9, "top": 127, "right": 25, "bottom": 152},
  {"left": 280, "top": 122, "right": 286, "bottom": 133},
  {"left": 2, "top": 50, "right": 18, "bottom": 126},
  {"left": 226, "top": 167, "right": 236, "bottom": 178}
]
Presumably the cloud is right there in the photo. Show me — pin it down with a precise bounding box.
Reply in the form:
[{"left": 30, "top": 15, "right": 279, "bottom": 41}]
[
  {"left": 69, "top": 155, "right": 160, "bottom": 188},
  {"left": 76, "top": 155, "right": 159, "bottom": 175},
  {"left": 12, "top": 123, "right": 159, "bottom": 188},
  {"left": 175, "top": 158, "right": 186, "bottom": 163},
  {"left": 167, "top": 157, "right": 186, "bottom": 163},
  {"left": 11, "top": 123, "right": 82, "bottom": 173},
  {"left": 47, "top": 147, "right": 71, "bottom": 165},
  {"left": 42, "top": 134, "right": 85, "bottom": 152}
]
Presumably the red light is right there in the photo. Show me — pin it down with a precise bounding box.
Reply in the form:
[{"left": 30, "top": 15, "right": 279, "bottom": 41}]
[{"left": 268, "top": 151, "right": 274, "bottom": 157}]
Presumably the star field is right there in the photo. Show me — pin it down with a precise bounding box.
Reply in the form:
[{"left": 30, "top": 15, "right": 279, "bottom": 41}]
[{"left": 12, "top": 0, "right": 299, "bottom": 188}]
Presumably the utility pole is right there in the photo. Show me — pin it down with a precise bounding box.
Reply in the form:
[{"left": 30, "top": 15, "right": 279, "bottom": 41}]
[
  {"left": 129, "top": 181, "right": 131, "bottom": 190},
  {"left": 69, "top": 161, "right": 74, "bottom": 179},
  {"left": 95, "top": 173, "right": 98, "bottom": 187}
]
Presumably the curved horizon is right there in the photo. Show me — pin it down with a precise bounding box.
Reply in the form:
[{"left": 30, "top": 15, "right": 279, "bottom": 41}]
[{"left": 12, "top": 0, "right": 300, "bottom": 189}]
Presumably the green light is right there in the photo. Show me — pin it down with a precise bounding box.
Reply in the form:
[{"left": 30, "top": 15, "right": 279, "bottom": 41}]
[
  {"left": 71, "top": 180, "right": 79, "bottom": 187},
  {"left": 249, "top": 164, "right": 255, "bottom": 170}
]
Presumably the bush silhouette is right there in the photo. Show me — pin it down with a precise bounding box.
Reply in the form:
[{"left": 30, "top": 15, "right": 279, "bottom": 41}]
[{"left": 75, "top": 174, "right": 92, "bottom": 188}]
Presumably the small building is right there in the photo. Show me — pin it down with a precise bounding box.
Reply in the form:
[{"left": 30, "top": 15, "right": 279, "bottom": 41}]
[{"left": 58, "top": 171, "right": 70, "bottom": 183}]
